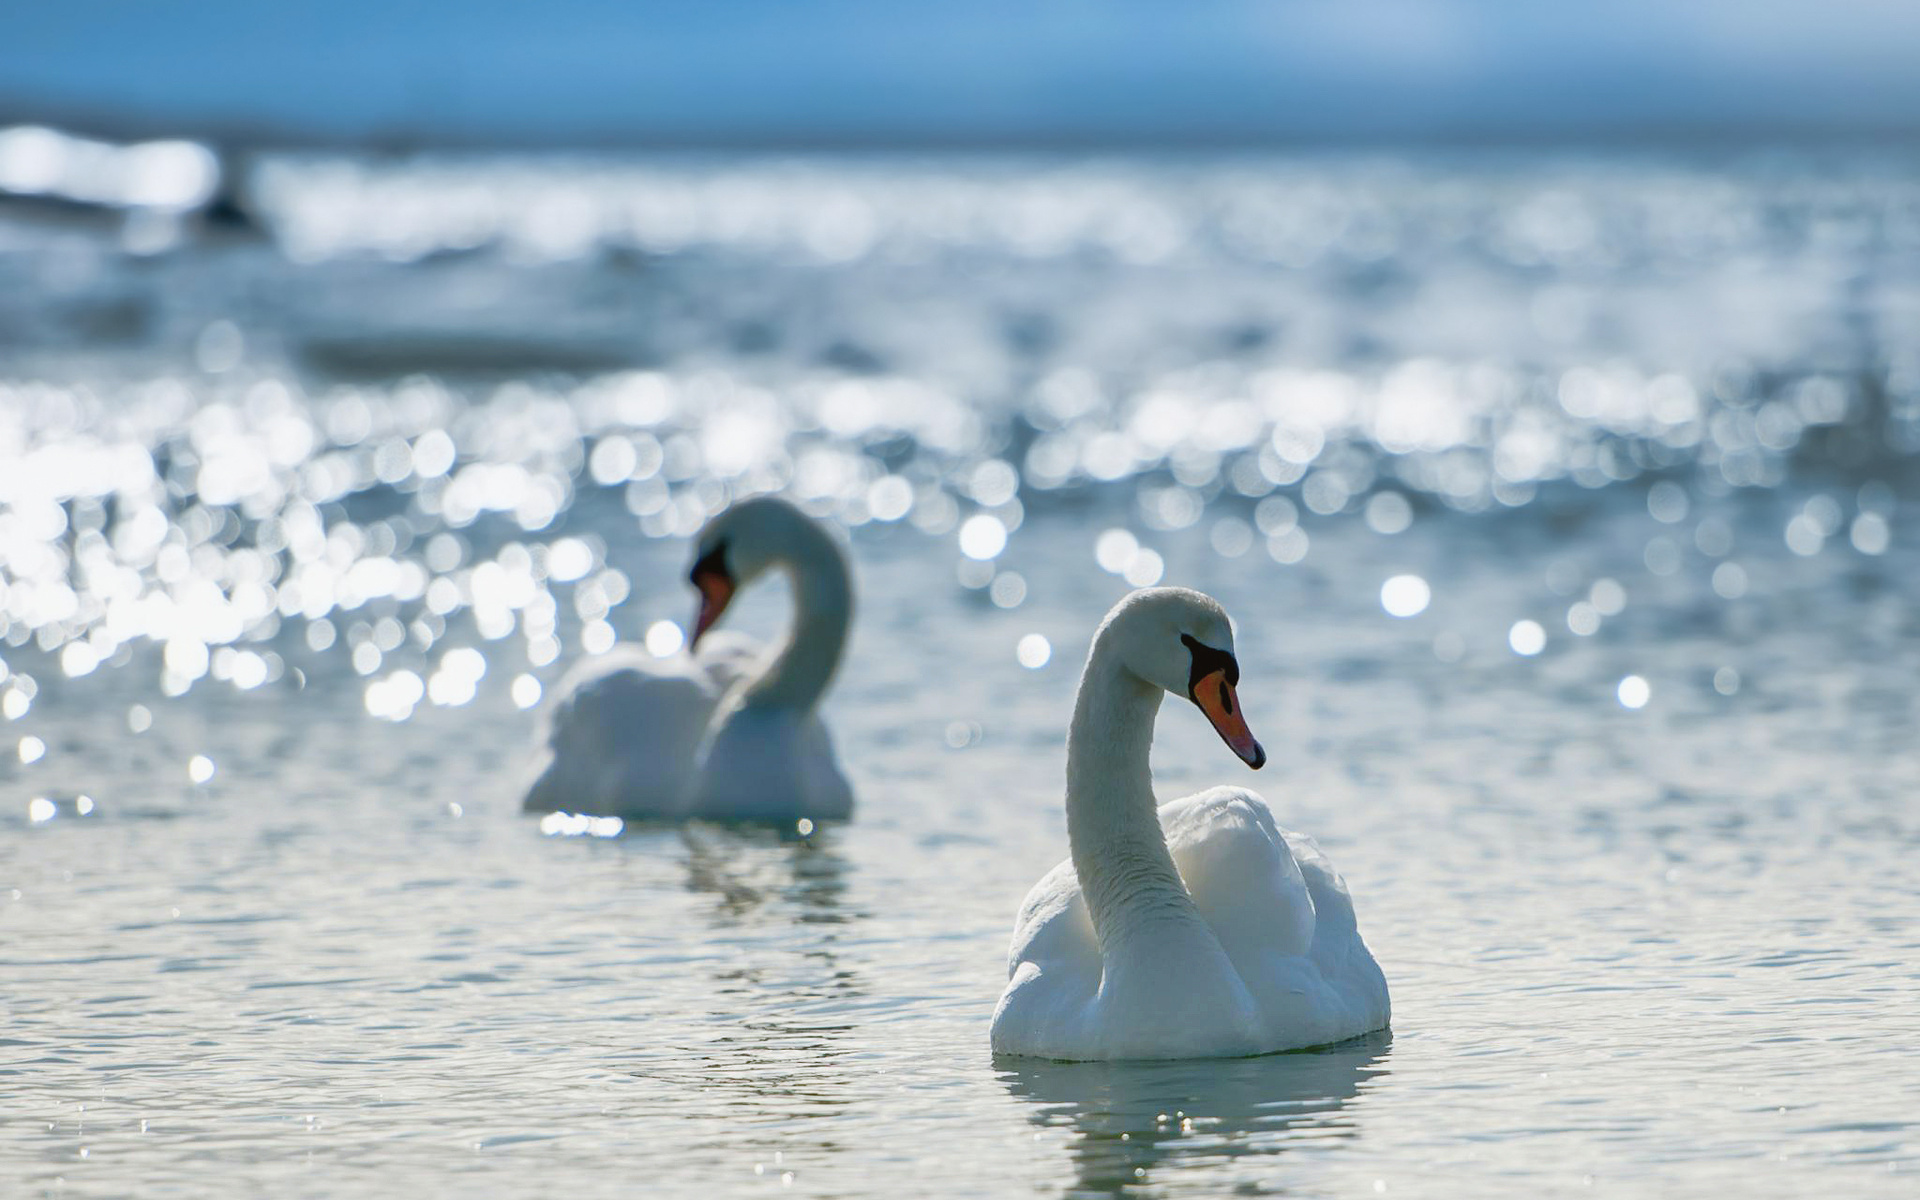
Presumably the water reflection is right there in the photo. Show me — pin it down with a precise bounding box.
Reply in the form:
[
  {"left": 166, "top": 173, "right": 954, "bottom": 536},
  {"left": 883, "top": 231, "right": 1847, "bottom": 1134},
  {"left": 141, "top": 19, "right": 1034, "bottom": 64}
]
[
  {"left": 635, "top": 826, "right": 862, "bottom": 1135},
  {"left": 678, "top": 823, "right": 855, "bottom": 925},
  {"left": 1000, "top": 1033, "right": 1391, "bottom": 1197}
]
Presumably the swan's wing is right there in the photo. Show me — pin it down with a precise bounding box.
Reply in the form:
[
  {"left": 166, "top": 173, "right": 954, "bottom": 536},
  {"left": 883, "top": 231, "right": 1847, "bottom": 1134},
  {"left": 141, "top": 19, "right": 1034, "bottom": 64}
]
[
  {"left": 1279, "top": 827, "right": 1391, "bottom": 1032},
  {"left": 1005, "top": 858, "right": 1099, "bottom": 981},
  {"left": 1276, "top": 829, "right": 1358, "bottom": 953},
  {"left": 795, "top": 715, "right": 855, "bottom": 819},
  {"left": 691, "top": 630, "right": 765, "bottom": 693},
  {"left": 1161, "top": 787, "right": 1316, "bottom": 960},
  {"left": 989, "top": 857, "right": 1103, "bottom": 1056},
  {"left": 688, "top": 705, "right": 854, "bottom": 822},
  {"left": 522, "top": 649, "right": 721, "bottom": 816},
  {"left": 1163, "top": 787, "right": 1389, "bottom": 1046}
]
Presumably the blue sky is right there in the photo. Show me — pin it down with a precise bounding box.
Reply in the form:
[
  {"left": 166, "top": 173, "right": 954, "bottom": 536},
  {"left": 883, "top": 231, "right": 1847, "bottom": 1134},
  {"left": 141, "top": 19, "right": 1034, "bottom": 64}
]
[{"left": 5, "top": 1, "right": 1919, "bottom": 144}]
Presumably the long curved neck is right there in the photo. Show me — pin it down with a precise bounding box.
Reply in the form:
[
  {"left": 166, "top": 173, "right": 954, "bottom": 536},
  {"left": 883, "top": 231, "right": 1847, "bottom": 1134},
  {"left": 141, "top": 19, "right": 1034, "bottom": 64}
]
[
  {"left": 1065, "top": 642, "right": 1199, "bottom": 953},
  {"left": 743, "top": 527, "right": 851, "bottom": 712}
]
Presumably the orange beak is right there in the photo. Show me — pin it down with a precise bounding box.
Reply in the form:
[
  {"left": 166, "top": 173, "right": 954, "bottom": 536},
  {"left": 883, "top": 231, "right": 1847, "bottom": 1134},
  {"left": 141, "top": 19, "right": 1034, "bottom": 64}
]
[
  {"left": 1194, "top": 669, "right": 1265, "bottom": 769},
  {"left": 690, "top": 568, "right": 735, "bottom": 648}
]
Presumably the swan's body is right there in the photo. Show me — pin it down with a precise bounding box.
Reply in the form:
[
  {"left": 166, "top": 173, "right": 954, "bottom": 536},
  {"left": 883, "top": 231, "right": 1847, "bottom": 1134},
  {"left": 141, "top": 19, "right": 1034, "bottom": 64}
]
[
  {"left": 523, "top": 497, "right": 854, "bottom": 822},
  {"left": 990, "top": 588, "right": 1388, "bottom": 1061}
]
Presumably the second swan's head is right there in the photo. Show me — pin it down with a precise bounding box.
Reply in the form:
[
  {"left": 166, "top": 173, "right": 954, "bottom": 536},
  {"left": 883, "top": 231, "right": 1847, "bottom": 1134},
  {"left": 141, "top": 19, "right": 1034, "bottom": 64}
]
[
  {"left": 687, "top": 495, "right": 828, "bottom": 646},
  {"left": 1099, "top": 586, "right": 1266, "bottom": 770}
]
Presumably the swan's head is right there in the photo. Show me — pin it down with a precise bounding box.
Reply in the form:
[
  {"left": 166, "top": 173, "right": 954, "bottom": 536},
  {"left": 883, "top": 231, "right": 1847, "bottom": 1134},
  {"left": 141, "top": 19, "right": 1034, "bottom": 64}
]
[
  {"left": 687, "top": 495, "right": 815, "bottom": 646},
  {"left": 1101, "top": 586, "right": 1266, "bottom": 769}
]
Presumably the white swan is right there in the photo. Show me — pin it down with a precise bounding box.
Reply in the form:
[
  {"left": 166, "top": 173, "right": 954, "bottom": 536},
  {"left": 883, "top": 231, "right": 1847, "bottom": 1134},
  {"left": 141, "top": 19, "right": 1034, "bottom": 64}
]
[
  {"left": 523, "top": 496, "right": 855, "bottom": 822},
  {"left": 990, "top": 587, "right": 1389, "bottom": 1061}
]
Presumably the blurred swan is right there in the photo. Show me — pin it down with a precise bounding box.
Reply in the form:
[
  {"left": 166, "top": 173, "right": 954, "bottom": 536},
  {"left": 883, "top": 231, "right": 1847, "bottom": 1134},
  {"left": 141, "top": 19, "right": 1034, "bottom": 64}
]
[
  {"left": 990, "top": 587, "right": 1388, "bottom": 1061},
  {"left": 523, "top": 496, "right": 854, "bottom": 821}
]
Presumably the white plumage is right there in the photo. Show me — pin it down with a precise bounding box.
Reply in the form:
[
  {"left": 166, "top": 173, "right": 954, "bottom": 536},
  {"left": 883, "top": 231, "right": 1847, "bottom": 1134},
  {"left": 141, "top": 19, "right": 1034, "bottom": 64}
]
[{"left": 523, "top": 497, "right": 854, "bottom": 822}]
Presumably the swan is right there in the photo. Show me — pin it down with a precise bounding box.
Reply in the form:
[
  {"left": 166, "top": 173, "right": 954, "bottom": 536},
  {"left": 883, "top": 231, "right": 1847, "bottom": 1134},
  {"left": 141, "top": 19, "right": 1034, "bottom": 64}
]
[
  {"left": 522, "top": 495, "right": 855, "bottom": 822},
  {"left": 990, "top": 587, "right": 1389, "bottom": 1061}
]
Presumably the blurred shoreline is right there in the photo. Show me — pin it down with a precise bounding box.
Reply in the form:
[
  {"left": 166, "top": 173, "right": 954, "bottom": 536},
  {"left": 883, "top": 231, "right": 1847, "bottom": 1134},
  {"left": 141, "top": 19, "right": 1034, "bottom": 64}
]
[{"left": 9, "top": 98, "right": 1920, "bottom": 156}]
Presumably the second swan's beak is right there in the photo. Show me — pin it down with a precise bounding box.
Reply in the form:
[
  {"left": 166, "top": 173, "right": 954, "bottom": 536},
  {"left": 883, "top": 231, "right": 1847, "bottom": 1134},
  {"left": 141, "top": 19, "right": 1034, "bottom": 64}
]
[
  {"left": 690, "top": 565, "right": 735, "bottom": 649},
  {"left": 1194, "top": 670, "right": 1266, "bottom": 769}
]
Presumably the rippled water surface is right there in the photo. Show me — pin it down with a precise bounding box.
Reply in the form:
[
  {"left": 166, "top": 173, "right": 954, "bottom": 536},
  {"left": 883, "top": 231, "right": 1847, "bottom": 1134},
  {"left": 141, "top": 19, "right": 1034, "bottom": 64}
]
[{"left": 3, "top": 150, "right": 1919, "bottom": 1197}]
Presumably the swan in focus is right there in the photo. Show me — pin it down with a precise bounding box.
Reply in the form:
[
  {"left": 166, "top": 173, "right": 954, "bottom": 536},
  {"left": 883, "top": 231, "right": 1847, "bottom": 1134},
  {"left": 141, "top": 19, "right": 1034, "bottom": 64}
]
[
  {"left": 523, "top": 495, "right": 854, "bottom": 822},
  {"left": 990, "top": 587, "right": 1388, "bottom": 1061}
]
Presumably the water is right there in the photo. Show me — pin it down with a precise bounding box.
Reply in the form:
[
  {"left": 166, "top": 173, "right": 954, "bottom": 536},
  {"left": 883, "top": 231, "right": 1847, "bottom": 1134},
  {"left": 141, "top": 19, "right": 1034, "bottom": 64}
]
[{"left": 3, "top": 148, "right": 1918, "bottom": 1197}]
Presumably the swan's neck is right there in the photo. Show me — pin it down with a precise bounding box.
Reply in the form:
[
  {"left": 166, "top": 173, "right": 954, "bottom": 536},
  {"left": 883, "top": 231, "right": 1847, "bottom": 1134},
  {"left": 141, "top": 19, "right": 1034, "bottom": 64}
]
[
  {"left": 742, "top": 530, "right": 851, "bottom": 713},
  {"left": 1065, "top": 646, "right": 1198, "bottom": 953}
]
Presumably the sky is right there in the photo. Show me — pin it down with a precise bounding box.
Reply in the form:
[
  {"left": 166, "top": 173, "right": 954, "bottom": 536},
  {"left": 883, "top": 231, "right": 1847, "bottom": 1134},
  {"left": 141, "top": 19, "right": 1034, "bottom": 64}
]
[{"left": 4, "top": 1, "right": 1920, "bottom": 146}]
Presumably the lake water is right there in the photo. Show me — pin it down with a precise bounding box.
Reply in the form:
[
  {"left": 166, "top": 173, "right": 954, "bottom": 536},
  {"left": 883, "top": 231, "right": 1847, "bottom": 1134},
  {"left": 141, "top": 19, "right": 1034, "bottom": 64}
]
[{"left": 2, "top": 148, "right": 1918, "bottom": 1197}]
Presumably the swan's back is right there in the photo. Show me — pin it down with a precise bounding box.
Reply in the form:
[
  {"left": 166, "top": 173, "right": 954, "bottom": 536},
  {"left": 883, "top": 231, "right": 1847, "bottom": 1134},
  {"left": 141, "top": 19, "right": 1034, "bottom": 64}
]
[
  {"left": 1167, "top": 787, "right": 1389, "bottom": 1048},
  {"left": 690, "top": 702, "right": 853, "bottom": 821},
  {"left": 1163, "top": 788, "right": 1316, "bottom": 959},
  {"left": 1276, "top": 825, "right": 1391, "bottom": 1037},
  {"left": 689, "top": 630, "right": 763, "bottom": 692},
  {"left": 523, "top": 638, "right": 757, "bottom": 817}
]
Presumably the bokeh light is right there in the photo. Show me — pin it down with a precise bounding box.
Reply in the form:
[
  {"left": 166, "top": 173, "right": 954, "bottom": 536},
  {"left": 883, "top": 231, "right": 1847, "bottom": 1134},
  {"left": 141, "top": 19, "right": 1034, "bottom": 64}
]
[
  {"left": 646, "top": 621, "right": 687, "bottom": 658},
  {"left": 1617, "top": 675, "right": 1651, "bottom": 709},
  {"left": 1379, "top": 575, "right": 1431, "bottom": 618},
  {"left": 1509, "top": 620, "right": 1546, "bottom": 657},
  {"left": 959, "top": 515, "right": 1009, "bottom": 561}
]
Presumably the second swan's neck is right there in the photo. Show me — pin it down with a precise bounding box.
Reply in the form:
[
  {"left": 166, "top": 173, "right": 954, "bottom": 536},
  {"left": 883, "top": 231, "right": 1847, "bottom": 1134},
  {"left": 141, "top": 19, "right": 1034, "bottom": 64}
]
[
  {"left": 1065, "top": 643, "right": 1199, "bottom": 952},
  {"left": 742, "top": 526, "right": 852, "bottom": 713}
]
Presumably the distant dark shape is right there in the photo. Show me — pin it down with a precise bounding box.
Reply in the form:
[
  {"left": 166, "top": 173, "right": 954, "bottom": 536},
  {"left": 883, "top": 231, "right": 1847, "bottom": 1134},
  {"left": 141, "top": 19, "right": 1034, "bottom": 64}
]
[
  {"left": 298, "top": 334, "right": 646, "bottom": 379},
  {"left": 60, "top": 295, "right": 152, "bottom": 344},
  {"left": 199, "top": 191, "right": 253, "bottom": 230},
  {"left": 729, "top": 319, "right": 781, "bottom": 355},
  {"left": 0, "top": 188, "right": 123, "bottom": 226},
  {"left": 819, "top": 339, "right": 886, "bottom": 374},
  {"left": 595, "top": 242, "right": 652, "bottom": 274},
  {"left": 1002, "top": 310, "right": 1059, "bottom": 359},
  {"left": 1222, "top": 321, "right": 1274, "bottom": 354},
  {"left": 1340, "top": 332, "right": 1389, "bottom": 364},
  {"left": 198, "top": 149, "right": 260, "bottom": 236},
  {"left": 1335, "top": 259, "right": 1412, "bottom": 301}
]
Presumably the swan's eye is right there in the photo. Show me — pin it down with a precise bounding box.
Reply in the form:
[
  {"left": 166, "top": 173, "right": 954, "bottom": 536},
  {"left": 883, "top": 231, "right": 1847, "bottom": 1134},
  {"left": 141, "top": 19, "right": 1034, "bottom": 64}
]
[{"left": 1179, "top": 633, "right": 1238, "bottom": 699}]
